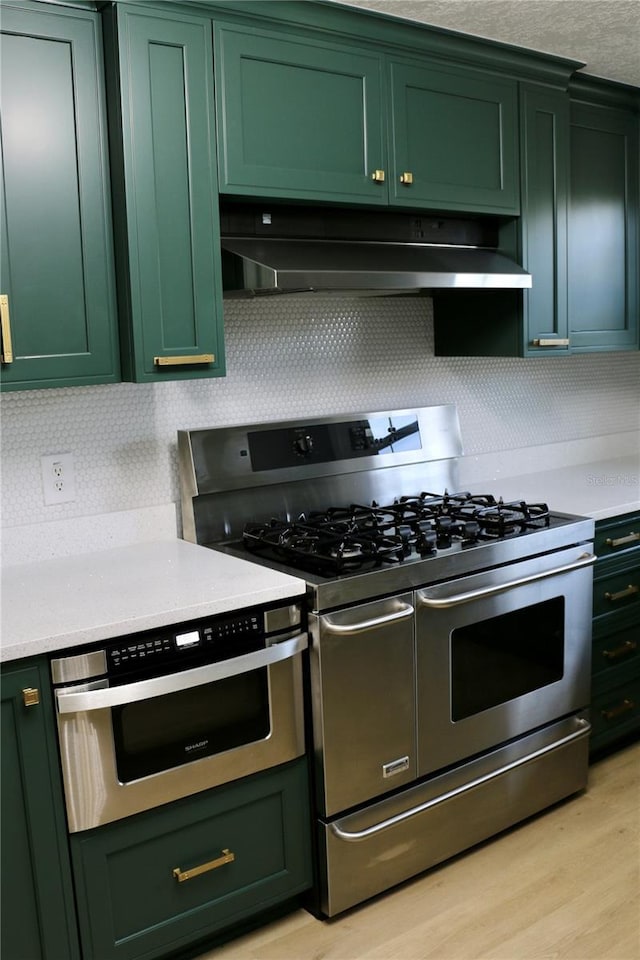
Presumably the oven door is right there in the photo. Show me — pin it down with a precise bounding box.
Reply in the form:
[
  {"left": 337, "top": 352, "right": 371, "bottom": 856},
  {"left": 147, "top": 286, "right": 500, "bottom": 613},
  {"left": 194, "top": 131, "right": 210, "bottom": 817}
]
[
  {"left": 415, "top": 545, "right": 596, "bottom": 776},
  {"left": 55, "top": 635, "right": 307, "bottom": 831}
]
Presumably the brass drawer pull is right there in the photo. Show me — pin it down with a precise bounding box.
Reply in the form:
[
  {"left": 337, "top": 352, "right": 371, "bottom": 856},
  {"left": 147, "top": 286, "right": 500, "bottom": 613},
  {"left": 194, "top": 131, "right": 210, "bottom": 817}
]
[
  {"left": 605, "top": 532, "right": 639, "bottom": 548},
  {"left": 601, "top": 698, "right": 635, "bottom": 721},
  {"left": 371, "top": 169, "right": 385, "bottom": 183},
  {"left": 1, "top": 294, "right": 13, "bottom": 363},
  {"left": 602, "top": 640, "right": 637, "bottom": 661},
  {"left": 532, "top": 338, "right": 570, "bottom": 347},
  {"left": 604, "top": 584, "right": 639, "bottom": 602},
  {"left": 399, "top": 171, "right": 413, "bottom": 184},
  {"left": 22, "top": 688, "right": 40, "bottom": 707},
  {"left": 154, "top": 354, "right": 214, "bottom": 366},
  {"left": 172, "top": 848, "right": 235, "bottom": 883}
]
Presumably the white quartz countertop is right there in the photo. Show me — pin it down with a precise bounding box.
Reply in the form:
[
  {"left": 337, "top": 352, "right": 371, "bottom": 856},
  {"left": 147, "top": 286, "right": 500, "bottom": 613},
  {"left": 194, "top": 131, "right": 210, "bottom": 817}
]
[
  {"left": 462, "top": 454, "right": 640, "bottom": 521},
  {"left": 0, "top": 540, "right": 306, "bottom": 663}
]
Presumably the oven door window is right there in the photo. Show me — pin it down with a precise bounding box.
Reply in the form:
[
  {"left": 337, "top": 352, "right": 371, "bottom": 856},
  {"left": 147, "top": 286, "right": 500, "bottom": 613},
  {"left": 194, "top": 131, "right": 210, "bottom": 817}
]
[
  {"left": 451, "top": 597, "right": 565, "bottom": 721},
  {"left": 112, "top": 669, "right": 270, "bottom": 782}
]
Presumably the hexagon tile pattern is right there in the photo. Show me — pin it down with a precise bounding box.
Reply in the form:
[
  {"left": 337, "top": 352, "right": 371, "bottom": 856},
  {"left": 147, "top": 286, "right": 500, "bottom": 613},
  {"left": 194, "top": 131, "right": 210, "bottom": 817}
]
[{"left": 1, "top": 296, "right": 639, "bottom": 529}]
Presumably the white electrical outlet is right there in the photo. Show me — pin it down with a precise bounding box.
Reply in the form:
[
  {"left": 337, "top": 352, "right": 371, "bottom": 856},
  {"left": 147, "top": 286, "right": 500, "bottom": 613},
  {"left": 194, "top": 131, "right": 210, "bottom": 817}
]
[{"left": 41, "top": 453, "right": 76, "bottom": 505}]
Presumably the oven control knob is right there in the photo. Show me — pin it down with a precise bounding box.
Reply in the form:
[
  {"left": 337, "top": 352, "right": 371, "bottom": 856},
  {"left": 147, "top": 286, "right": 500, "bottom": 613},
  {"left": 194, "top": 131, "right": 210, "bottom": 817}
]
[{"left": 294, "top": 434, "right": 314, "bottom": 456}]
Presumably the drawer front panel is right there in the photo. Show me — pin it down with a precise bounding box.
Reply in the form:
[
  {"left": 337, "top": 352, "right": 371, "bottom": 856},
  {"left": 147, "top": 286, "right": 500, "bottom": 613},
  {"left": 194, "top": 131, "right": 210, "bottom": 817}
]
[
  {"left": 590, "top": 675, "right": 640, "bottom": 749},
  {"left": 592, "top": 561, "right": 640, "bottom": 620},
  {"left": 592, "top": 613, "right": 640, "bottom": 678},
  {"left": 71, "top": 760, "right": 311, "bottom": 960},
  {"left": 594, "top": 513, "right": 640, "bottom": 561}
]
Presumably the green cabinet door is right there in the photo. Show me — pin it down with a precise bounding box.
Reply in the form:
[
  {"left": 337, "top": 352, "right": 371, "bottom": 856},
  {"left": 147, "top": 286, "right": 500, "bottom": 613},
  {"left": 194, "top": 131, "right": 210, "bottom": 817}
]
[
  {"left": 388, "top": 60, "right": 519, "bottom": 214},
  {"left": 215, "top": 24, "right": 386, "bottom": 204},
  {"left": 1, "top": 658, "right": 80, "bottom": 960},
  {"left": 103, "top": 4, "right": 225, "bottom": 381},
  {"left": 568, "top": 99, "right": 639, "bottom": 351},
  {"left": 520, "top": 84, "right": 570, "bottom": 356},
  {"left": 0, "top": 2, "right": 119, "bottom": 391}
]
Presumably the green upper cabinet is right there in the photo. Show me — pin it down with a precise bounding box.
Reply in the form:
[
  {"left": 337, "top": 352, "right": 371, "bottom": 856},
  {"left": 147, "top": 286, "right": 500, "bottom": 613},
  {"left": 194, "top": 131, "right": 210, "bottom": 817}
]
[
  {"left": 519, "top": 83, "right": 570, "bottom": 355},
  {"left": 103, "top": 3, "right": 225, "bottom": 382},
  {"left": 567, "top": 85, "right": 639, "bottom": 352},
  {"left": 388, "top": 59, "right": 519, "bottom": 214},
  {"left": 215, "top": 24, "right": 387, "bottom": 205},
  {"left": 0, "top": 1, "right": 119, "bottom": 391},
  {"left": 1, "top": 658, "right": 80, "bottom": 960},
  {"left": 214, "top": 22, "right": 519, "bottom": 214}
]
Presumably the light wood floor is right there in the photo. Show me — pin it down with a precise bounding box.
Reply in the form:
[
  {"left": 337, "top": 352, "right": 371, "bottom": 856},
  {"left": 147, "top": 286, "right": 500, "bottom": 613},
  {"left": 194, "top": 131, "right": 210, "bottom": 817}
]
[{"left": 200, "top": 741, "right": 640, "bottom": 960}]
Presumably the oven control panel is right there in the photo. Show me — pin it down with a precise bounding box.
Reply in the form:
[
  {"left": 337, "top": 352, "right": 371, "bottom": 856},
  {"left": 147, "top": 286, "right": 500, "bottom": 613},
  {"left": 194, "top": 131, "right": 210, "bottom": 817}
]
[{"left": 106, "top": 611, "right": 265, "bottom": 677}]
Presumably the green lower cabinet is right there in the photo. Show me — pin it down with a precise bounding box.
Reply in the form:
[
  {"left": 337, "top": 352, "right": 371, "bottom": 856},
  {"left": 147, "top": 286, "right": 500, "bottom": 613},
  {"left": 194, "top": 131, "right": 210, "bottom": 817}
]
[
  {"left": 568, "top": 82, "right": 639, "bottom": 352},
  {"left": 70, "top": 758, "right": 312, "bottom": 960},
  {"left": 103, "top": 3, "right": 225, "bottom": 382},
  {"left": 1, "top": 658, "right": 80, "bottom": 960},
  {"left": 388, "top": 59, "right": 519, "bottom": 214},
  {"left": 0, "top": 1, "right": 119, "bottom": 391},
  {"left": 590, "top": 512, "right": 640, "bottom": 757}
]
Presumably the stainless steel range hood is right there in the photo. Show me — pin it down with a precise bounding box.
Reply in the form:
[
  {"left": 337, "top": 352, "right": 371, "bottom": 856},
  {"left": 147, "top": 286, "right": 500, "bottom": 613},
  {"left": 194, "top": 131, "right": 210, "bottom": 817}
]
[{"left": 220, "top": 204, "right": 531, "bottom": 298}]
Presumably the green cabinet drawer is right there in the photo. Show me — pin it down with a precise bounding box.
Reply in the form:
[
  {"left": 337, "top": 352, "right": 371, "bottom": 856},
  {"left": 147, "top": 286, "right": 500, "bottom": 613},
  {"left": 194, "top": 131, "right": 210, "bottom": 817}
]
[
  {"left": 592, "top": 610, "right": 640, "bottom": 678},
  {"left": 592, "top": 559, "right": 640, "bottom": 620},
  {"left": 0, "top": 1, "right": 119, "bottom": 390},
  {"left": 103, "top": 4, "right": 225, "bottom": 382},
  {"left": 590, "top": 671, "right": 640, "bottom": 753},
  {"left": 70, "top": 759, "right": 311, "bottom": 960},
  {"left": 594, "top": 513, "right": 640, "bottom": 561},
  {"left": 215, "top": 24, "right": 386, "bottom": 205},
  {"left": 388, "top": 59, "right": 519, "bottom": 214}
]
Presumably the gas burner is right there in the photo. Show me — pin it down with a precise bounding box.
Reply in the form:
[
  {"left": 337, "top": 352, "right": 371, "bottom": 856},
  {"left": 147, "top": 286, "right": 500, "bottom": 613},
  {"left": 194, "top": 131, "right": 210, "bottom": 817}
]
[{"left": 475, "top": 499, "right": 550, "bottom": 538}]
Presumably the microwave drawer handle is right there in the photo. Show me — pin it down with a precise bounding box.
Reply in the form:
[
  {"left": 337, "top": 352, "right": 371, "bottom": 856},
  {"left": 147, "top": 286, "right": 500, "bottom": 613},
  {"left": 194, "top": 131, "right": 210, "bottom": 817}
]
[
  {"left": 55, "top": 633, "right": 308, "bottom": 714},
  {"left": 416, "top": 553, "right": 597, "bottom": 610},
  {"left": 330, "top": 718, "right": 591, "bottom": 842},
  {"left": 322, "top": 603, "right": 414, "bottom": 636}
]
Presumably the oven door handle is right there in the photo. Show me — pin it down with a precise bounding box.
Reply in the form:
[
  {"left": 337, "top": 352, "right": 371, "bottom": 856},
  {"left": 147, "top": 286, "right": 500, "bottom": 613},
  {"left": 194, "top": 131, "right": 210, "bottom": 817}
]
[
  {"left": 55, "top": 633, "right": 308, "bottom": 714},
  {"left": 329, "top": 717, "right": 591, "bottom": 841},
  {"left": 322, "top": 602, "right": 415, "bottom": 636},
  {"left": 416, "top": 552, "right": 597, "bottom": 609}
]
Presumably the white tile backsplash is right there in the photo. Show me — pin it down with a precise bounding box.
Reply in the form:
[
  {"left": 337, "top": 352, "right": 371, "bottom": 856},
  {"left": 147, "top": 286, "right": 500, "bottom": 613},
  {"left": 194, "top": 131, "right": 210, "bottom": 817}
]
[{"left": 1, "top": 296, "right": 639, "bottom": 562}]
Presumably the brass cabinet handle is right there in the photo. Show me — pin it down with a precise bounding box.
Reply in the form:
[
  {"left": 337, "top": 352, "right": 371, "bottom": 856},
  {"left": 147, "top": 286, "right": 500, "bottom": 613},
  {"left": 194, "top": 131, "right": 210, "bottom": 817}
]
[
  {"left": 601, "top": 698, "right": 635, "bottom": 721},
  {"left": 370, "top": 169, "right": 385, "bottom": 183},
  {"left": 0, "top": 294, "right": 13, "bottom": 363},
  {"left": 602, "top": 640, "right": 638, "bottom": 661},
  {"left": 399, "top": 172, "right": 413, "bottom": 184},
  {"left": 22, "top": 688, "right": 40, "bottom": 707},
  {"left": 154, "top": 354, "right": 214, "bottom": 366},
  {"left": 173, "top": 848, "right": 235, "bottom": 883},
  {"left": 532, "top": 338, "right": 570, "bottom": 347},
  {"left": 605, "top": 532, "right": 640, "bottom": 548},
  {"left": 604, "top": 584, "right": 639, "bottom": 602}
]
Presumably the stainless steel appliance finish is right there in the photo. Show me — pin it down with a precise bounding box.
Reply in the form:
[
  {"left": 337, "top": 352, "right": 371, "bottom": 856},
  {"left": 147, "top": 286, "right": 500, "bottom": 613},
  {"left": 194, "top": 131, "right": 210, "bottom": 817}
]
[
  {"left": 178, "top": 405, "right": 595, "bottom": 916},
  {"left": 220, "top": 203, "right": 531, "bottom": 297},
  {"left": 52, "top": 602, "right": 307, "bottom": 832}
]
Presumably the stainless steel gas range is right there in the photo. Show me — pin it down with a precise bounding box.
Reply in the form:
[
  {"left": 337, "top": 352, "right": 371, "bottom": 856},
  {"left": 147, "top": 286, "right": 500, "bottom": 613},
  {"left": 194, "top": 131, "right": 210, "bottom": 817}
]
[{"left": 178, "top": 405, "right": 596, "bottom": 917}]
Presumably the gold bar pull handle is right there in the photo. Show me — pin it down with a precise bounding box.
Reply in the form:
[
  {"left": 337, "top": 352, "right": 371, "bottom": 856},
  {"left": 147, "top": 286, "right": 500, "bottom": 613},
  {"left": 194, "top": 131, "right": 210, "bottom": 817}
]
[
  {"left": 605, "top": 532, "right": 640, "bottom": 548},
  {"left": 601, "top": 699, "right": 635, "bottom": 722},
  {"left": 370, "top": 169, "right": 385, "bottom": 183},
  {"left": 602, "top": 640, "right": 637, "bottom": 661},
  {"left": 604, "top": 584, "right": 639, "bottom": 603},
  {"left": 172, "top": 848, "right": 235, "bottom": 883},
  {"left": 22, "top": 688, "right": 40, "bottom": 707},
  {"left": 154, "top": 354, "right": 214, "bottom": 367},
  {"left": 532, "top": 338, "right": 570, "bottom": 347},
  {"left": 1, "top": 294, "right": 14, "bottom": 363},
  {"left": 399, "top": 172, "right": 413, "bottom": 184}
]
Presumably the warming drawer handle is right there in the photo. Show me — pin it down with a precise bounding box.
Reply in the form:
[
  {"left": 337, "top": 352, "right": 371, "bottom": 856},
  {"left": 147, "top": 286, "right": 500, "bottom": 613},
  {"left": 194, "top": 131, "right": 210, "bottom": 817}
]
[
  {"left": 416, "top": 553, "right": 597, "bottom": 609},
  {"left": 329, "top": 718, "right": 591, "bottom": 842},
  {"left": 55, "top": 633, "right": 308, "bottom": 714},
  {"left": 322, "top": 603, "right": 414, "bottom": 636}
]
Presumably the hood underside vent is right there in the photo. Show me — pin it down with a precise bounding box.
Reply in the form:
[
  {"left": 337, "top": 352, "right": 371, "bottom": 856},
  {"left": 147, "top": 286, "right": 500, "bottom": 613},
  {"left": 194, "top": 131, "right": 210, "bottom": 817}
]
[{"left": 220, "top": 203, "right": 531, "bottom": 298}]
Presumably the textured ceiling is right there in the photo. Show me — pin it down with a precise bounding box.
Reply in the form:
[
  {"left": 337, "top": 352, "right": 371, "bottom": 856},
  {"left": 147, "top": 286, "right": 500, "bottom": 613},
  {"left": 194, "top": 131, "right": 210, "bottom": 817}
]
[{"left": 333, "top": 1, "right": 640, "bottom": 87}]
